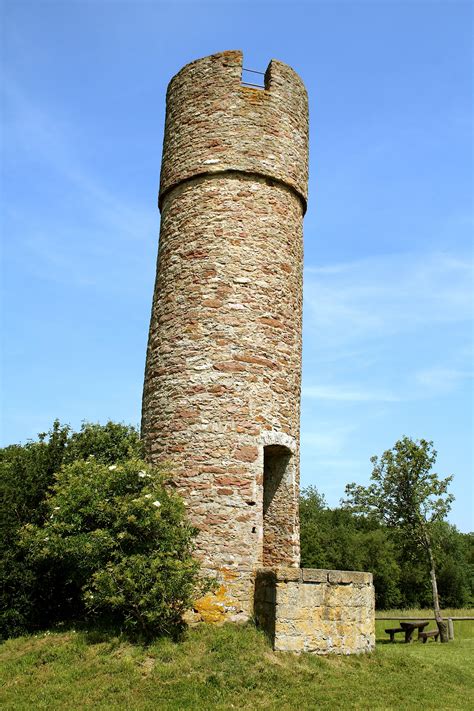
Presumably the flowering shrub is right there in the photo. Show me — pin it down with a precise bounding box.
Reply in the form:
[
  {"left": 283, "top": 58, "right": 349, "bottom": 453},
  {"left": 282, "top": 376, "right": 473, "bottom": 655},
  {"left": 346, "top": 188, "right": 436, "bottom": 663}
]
[
  {"left": 22, "top": 458, "right": 208, "bottom": 638},
  {"left": 0, "top": 421, "right": 143, "bottom": 639}
]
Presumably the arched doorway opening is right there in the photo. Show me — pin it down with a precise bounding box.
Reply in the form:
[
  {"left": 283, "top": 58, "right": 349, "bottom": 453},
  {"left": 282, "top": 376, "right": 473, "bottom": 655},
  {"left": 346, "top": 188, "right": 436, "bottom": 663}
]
[{"left": 263, "top": 444, "right": 294, "bottom": 566}]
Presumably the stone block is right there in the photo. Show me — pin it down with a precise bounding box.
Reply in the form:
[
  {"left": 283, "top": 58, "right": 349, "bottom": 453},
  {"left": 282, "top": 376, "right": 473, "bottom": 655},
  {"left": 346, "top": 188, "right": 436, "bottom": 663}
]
[
  {"left": 274, "top": 635, "right": 305, "bottom": 653},
  {"left": 274, "top": 566, "right": 301, "bottom": 582},
  {"left": 268, "top": 575, "right": 375, "bottom": 655},
  {"left": 301, "top": 568, "right": 329, "bottom": 583},
  {"left": 328, "top": 570, "right": 372, "bottom": 585},
  {"left": 299, "top": 583, "right": 325, "bottom": 608},
  {"left": 325, "top": 584, "right": 355, "bottom": 607}
]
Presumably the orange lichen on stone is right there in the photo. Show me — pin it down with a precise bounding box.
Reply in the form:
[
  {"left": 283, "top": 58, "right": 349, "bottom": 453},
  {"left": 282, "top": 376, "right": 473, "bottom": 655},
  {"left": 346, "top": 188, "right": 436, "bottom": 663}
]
[{"left": 192, "top": 585, "right": 233, "bottom": 623}]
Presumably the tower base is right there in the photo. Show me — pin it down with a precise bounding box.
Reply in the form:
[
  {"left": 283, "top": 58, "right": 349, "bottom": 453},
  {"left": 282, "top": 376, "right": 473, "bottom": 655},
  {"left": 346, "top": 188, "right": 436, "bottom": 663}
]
[{"left": 255, "top": 568, "right": 375, "bottom": 654}]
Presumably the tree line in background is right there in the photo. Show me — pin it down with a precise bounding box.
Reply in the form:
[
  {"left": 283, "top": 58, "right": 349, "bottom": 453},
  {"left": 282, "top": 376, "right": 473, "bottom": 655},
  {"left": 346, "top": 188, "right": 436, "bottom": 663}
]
[
  {"left": 300, "top": 435, "right": 473, "bottom": 638},
  {"left": 1, "top": 421, "right": 472, "bottom": 642},
  {"left": 300, "top": 487, "right": 473, "bottom": 611}
]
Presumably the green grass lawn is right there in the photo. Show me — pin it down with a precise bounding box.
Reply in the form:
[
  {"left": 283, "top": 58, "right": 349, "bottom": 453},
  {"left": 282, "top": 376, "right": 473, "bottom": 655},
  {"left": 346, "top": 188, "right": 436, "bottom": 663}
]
[{"left": 1, "top": 613, "right": 473, "bottom": 711}]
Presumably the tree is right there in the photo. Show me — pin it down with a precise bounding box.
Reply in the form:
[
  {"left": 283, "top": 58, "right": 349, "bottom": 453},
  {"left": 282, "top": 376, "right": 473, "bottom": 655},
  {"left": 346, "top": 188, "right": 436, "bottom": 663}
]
[
  {"left": 432, "top": 522, "right": 472, "bottom": 608},
  {"left": 300, "top": 487, "right": 401, "bottom": 609},
  {"left": 343, "top": 437, "right": 454, "bottom": 642},
  {"left": 0, "top": 421, "right": 70, "bottom": 638}
]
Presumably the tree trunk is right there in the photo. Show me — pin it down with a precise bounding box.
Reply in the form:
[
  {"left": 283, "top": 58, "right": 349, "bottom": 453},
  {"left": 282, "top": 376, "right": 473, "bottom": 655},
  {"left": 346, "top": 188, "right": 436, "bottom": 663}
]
[{"left": 423, "top": 529, "right": 449, "bottom": 643}]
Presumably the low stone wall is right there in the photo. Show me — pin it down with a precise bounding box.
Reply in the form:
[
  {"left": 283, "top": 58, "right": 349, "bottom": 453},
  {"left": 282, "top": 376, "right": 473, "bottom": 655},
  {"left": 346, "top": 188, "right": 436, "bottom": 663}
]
[{"left": 255, "top": 567, "right": 375, "bottom": 654}]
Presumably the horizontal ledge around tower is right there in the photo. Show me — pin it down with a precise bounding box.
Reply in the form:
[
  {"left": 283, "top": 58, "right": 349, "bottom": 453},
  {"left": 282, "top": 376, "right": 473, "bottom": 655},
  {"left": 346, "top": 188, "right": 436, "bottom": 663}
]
[{"left": 158, "top": 168, "right": 308, "bottom": 215}]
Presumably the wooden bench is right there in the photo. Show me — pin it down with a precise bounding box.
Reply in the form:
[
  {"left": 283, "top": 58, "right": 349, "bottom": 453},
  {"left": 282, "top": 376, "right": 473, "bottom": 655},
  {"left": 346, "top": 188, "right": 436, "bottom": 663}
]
[
  {"left": 385, "top": 627, "right": 404, "bottom": 643},
  {"left": 419, "top": 629, "right": 440, "bottom": 643}
]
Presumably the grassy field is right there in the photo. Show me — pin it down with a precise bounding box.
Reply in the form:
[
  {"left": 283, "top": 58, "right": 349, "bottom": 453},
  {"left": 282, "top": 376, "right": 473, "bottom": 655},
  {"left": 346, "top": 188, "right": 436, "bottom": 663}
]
[{"left": 1, "top": 612, "right": 473, "bottom": 711}]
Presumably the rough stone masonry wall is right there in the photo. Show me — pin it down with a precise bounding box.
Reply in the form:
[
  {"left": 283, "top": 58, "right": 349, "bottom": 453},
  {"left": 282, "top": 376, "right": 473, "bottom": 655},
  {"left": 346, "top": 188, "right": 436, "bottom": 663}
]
[
  {"left": 159, "top": 50, "right": 308, "bottom": 208},
  {"left": 141, "top": 51, "right": 308, "bottom": 621},
  {"left": 255, "top": 569, "right": 375, "bottom": 654}
]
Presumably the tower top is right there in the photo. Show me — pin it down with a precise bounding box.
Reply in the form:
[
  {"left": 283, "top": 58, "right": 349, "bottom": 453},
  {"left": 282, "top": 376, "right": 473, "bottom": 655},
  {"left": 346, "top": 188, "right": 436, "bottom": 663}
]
[{"left": 159, "top": 50, "right": 309, "bottom": 211}]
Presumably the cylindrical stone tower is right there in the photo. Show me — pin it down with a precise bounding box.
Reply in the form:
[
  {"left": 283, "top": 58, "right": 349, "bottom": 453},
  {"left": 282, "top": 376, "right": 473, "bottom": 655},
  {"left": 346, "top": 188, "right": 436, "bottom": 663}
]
[{"left": 142, "top": 50, "right": 308, "bottom": 622}]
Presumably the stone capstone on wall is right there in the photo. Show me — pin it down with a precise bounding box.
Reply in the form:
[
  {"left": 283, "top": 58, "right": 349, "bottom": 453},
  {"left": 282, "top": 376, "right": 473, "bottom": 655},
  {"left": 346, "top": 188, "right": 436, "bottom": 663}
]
[{"left": 255, "top": 568, "right": 375, "bottom": 654}]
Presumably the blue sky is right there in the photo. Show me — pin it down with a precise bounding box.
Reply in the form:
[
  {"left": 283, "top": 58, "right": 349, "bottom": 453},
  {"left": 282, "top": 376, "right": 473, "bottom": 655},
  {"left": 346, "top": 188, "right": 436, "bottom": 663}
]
[{"left": 2, "top": 1, "right": 473, "bottom": 531}]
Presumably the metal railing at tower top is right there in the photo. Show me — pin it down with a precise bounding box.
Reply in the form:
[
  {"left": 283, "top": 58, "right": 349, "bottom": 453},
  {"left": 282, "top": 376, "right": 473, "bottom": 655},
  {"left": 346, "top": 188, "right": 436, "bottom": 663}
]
[{"left": 241, "top": 67, "right": 265, "bottom": 89}]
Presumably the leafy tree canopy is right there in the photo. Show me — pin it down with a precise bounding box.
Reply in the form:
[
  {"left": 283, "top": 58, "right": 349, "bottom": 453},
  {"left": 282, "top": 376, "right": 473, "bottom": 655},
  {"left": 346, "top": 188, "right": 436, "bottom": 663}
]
[
  {"left": 342, "top": 437, "right": 455, "bottom": 641},
  {"left": 342, "top": 437, "right": 454, "bottom": 540}
]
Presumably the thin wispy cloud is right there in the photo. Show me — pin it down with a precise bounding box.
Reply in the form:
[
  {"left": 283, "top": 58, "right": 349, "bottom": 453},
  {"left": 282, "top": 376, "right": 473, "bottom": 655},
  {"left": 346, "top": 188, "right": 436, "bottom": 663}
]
[
  {"left": 3, "top": 75, "right": 158, "bottom": 292},
  {"left": 300, "top": 425, "right": 356, "bottom": 454},
  {"left": 304, "top": 250, "right": 473, "bottom": 348},
  {"left": 415, "top": 366, "right": 473, "bottom": 393},
  {"left": 302, "top": 248, "right": 473, "bottom": 400},
  {"left": 301, "top": 249, "right": 473, "bottom": 509},
  {"left": 302, "top": 385, "right": 401, "bottom": 402}
]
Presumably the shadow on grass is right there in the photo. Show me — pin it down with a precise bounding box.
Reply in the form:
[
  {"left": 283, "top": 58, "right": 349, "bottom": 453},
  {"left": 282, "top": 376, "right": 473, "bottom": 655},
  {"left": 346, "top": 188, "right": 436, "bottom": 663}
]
[{"left": 51, "top": 618, "right": 186, "bottom": 648}]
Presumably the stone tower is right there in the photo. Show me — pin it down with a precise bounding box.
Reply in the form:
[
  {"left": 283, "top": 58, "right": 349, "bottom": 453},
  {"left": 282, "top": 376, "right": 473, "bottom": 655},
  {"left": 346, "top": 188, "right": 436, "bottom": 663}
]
[
  {"left": 142, "top": 50, "right": 375, "bottom": 653},
  {"left": 142, "top": 50, "right": 308, "bottom": 621}
]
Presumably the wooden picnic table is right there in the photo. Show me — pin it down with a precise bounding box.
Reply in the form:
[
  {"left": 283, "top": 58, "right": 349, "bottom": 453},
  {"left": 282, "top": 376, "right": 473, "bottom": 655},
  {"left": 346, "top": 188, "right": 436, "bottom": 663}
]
[
  {"left": 385, "top": 620, "right": 430, "bottom": 643},
  {"left": 399, "top": 621, "right": 430, "bottom": 642},
  {"left": 379, "top": 615, "right": 474, "bottom": 642}
]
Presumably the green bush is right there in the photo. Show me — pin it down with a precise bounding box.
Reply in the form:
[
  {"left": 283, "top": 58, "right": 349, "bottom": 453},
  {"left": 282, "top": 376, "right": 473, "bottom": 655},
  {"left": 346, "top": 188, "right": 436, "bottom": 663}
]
[
  {"left": 21, "top": 458, "right": 208, "bottom": 639},
  {"left": 64, "top": 421, "right": 143, "bottom": 465},
  {"left": 0, "top": 420, "right": 142, "bottom": 549},
  {"left": 0, "top": 421, "right": 205, "bottom": 640}
]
